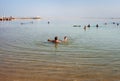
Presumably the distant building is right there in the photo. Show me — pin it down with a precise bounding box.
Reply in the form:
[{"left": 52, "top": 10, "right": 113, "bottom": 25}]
[{"left": 0, "top": 16, "right": 14, "bottom": 21}]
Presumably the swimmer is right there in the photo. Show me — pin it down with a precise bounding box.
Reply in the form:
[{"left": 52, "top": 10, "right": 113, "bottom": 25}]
[
  {"left": 63, "top": 36, "right": 68, "bottom": 42},
  {"left": 48, "top": 36, "right": 61, "bottom": 43},
  {"left": 48, "top": 36, "right": 68, "bottom": 43},
  {"left": 96, "top": 24, "right": 99, "bottom": 28},
  {"left": 84, "top": 25, "right": 87, "bottom": 31}
]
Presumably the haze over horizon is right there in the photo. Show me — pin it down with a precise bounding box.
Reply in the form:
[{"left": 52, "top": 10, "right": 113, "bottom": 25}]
[{"left": 0, "top": 0, "right": 120, "bottom": 20}]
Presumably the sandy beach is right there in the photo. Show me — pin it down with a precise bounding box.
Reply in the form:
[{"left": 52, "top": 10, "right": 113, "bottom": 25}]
[{"left": 0, "top": 61, "right": 120, "bottom": 81}]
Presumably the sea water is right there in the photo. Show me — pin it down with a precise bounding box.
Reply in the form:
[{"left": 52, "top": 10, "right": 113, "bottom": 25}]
[{"left": 0, "top": 19, "right": 120, "bottom": 81}]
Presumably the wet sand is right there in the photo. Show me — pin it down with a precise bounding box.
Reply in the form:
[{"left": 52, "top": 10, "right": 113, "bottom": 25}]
[{"left": 0, "top": 58, "right": 120, "bottom": 81}]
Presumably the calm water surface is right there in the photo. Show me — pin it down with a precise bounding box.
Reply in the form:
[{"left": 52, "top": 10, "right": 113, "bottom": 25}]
[{"left": 0, "top": 19, "right": 120, "bottom": 81}]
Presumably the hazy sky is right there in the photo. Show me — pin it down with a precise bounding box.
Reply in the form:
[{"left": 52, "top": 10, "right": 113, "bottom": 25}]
[{"left": 0, "top": 0, "right": 120, "bottom": 19}]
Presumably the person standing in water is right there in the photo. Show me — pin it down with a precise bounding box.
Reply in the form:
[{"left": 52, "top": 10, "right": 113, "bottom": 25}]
[
  {"left": 96, "top": 24, "right": 99, "bottom": 28},
  {"left": 84, "top": 25, "right": 87, "bottom": 31},
  {"left": 48, "top": 21, "right": 50, "bottom": 24}
]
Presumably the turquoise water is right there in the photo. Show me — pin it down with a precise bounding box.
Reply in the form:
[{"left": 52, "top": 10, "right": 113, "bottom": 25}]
[{"left": 0, "top": 19, "right": 120, "bottom": 81}]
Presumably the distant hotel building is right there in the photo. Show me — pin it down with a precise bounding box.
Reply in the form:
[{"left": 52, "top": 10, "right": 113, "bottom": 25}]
[
  {"left": 0, "top": 16, "right": 41, "bottom": 21},
  {"left": 0, "top": 16, "right": 15, "bottom": 21}
]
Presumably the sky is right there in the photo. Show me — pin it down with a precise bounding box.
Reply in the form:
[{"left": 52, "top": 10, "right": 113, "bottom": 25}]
[{"left": 0, "top": 0, "right": 120, "bottom": 19}]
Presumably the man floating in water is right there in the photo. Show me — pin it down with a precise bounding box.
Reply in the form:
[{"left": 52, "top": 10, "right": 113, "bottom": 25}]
[{"left": 48, "top": 36, "right": 68, "bottom": 43}]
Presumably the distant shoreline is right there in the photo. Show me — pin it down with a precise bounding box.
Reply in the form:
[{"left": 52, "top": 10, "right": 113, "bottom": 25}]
[{"left": 0, "top": 16, "right": 41, "bottom": 21}]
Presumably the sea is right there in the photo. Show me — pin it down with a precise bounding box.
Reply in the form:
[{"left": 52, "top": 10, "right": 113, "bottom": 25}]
[{"left": 0, "top": 18, "right": 120, "bottom": 81}]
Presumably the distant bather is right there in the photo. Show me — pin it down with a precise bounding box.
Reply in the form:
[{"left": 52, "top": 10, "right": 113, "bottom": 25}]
[{"left": 96, "top": 24, "right": 99, "bottom": 27}]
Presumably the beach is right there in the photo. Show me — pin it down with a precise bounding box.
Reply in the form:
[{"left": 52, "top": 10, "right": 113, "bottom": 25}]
[
  {"left": 0, "top": 19, "right": 120, "bottom": 81},
  {"left": 0, "top": 61, "right": 120, "bottom": 81}
]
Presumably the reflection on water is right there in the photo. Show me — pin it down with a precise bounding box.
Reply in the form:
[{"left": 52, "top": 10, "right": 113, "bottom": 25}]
[{"left": 0, "top": 19, "right": 120, "bottom": 81}]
